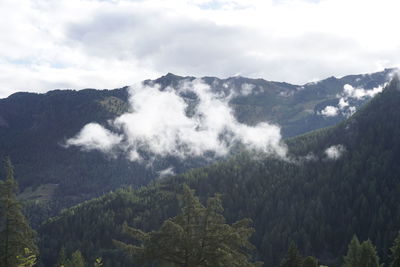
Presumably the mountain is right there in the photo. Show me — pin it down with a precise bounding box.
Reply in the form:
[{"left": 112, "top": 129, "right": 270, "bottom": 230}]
[
  {"left": 38, "top": 76, "right": 400, "bottom": 266},
  {"left": 0, "top": 89, "right": 151, "bottom": 217},
  {"left": 0, "top": 69, "right": 394, "bottom": 221},
  {"left": 149, "top": 68, "right": 393, "bottom": 137}
]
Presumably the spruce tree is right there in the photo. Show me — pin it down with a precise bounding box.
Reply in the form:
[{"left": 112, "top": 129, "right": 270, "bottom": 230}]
[
  {"left": 359, "top": 240, "right": 381, "bottom": 267},
  {"left": 280, "top": 241, "right": 303, "bottom": 267},
  {"left": 94, "top": 258, "right": 103, "bottom": 267},
  {"left": 390, "top": 232, "right": 400, "bottom": 267},
  {"left": 302, "top": 256, "right": 318, "bottom": 267},
  {"left": 0, "top": 158, "right": 38, "bottom": 267},
  {"left": 16, "top": 247, "right": 37, "bottom": 267},
  {"left": 65, "top": 250, "right": 86, "bottom": 267},
  {"left": 343, "top": 235, "right": 361, "bottom": 267},
  {"left": 55, "top": 247, "right": 67, "bottom": 267},
  {"left": 114, "top": 184, "right": 262, "bottom": 267}
]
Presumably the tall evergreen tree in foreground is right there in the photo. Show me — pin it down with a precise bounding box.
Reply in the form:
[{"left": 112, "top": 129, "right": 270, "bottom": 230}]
[
  {"left": 390, "top": 232, "right": 400, "bottom": 267},
  {"left": 55, "top": 247, "right": 67, "bottom": 267},
  {"left": 359, "top": 240, "right": 382, "bottom": 267},
  {"left": 114, "top": 184, "right": 262, "bottom": 267},
  {"left": 0, "top": 158, "right": 38, "bottom": 267},
  {"left": 343, "top": 236, "right": 361, "bottom": 267},
  {"left": 302, "top": 256, "right": 318, "bottom": 267},
  {"left": 343, "top": 236, "right": 382, "bottom": 267},
  {"left": 65, "top": 250, "right": 86, "bottom": 267},
  {"left": 16, "top": 248, "right": 37, "bottom": 267},
  {"left": 54, "top": 248, "right": 100, "bottom": 267},
  {"left": 280, "top": 241, "right": 303, "bottom": 267}
]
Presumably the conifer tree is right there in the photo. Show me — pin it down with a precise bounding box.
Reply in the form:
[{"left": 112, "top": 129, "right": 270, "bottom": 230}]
[
  {"left": 302, "top": 256, "right": 318, "bottom": 267},
  {"left": 0, "top": 158, "right": 38, "bottom": 267},
  {"left": 55, "top": 247, "right": 67, "bottom": 267},
  {"left": 359, "top": 240, "right": 381, "bottom": 267},
  {"left": 343, "top": 236, "right": 382, "bottom": 267},
  {"left": 390, "top": 232, "right": 400, "bottom": 267},
  {"left": 65, "top": 250, "right": 86, "bottom": 267},
  {"left": 280, "top": 241, "right": 303, "bottom": 267},
  {"left": 16, "top": 247, "right": 37, "bottom": 267},
  {"left": 343, "top": 235, "right": 361, "bottom": 267},
  {"left": 114, "top": 184, "right": 262, "bottom": 267},
  {"left": 93, "top": 258, "right": 103, "bottom": 267}
]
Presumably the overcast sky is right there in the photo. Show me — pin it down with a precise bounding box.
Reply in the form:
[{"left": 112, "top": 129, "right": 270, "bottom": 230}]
[{"left": 0, "top": 0, "right": 399, "bottom": 98}]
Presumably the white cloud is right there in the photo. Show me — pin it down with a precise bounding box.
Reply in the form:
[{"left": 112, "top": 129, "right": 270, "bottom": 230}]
[
  {"left": 65, "top": 123, "right": 122, "bottom": 153},
  {"left": 320, "top": 106, "right": 339, "bottom": 117},
  {"left": 319, "top": 82, "right": 386, "bottom": 118},
  {"left": 1, "top": 0, "right": 400, "bottom": 97},
  {"left": 66, "top": 80, "right": 287, "bottom": 161},
  {"left": 158, "top": 167, "right": 175, "bottom": 178},
  {"left": 338, "top": 98, "right": 349, "bottom": 109},
  {"left": 240, "top": 83, "right": 255, "bottom": 96},
  {"left": 343, "top": 84, "right": 383, "bottom": 100},
  {"left": 325, "top": 144, "right": 345, "bottom": 160}
]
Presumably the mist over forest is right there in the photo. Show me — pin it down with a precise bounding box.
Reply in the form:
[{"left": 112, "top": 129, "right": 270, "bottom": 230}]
[{"left": 1, "top": 0, "right": 400, "bottom": 267}]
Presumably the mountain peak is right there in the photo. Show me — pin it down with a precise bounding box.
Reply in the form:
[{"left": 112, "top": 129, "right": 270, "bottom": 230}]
[{"left": 164, "top": 72, "right": 180, "bottom": 78}]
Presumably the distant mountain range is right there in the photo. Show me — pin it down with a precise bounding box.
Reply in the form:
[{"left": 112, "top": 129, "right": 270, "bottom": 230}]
[
  {"left": 0, "top": 68, "right": 396, "bottom": 219},
  {"left": 147, "top": 68, "right": 394, "bottom": 137},
  {"left": 38, "top": 74, "right": 400, "bottom": 266}
]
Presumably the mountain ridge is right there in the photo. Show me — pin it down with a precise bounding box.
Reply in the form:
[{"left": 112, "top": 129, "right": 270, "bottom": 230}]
[
  {"left": 38, "top": 75, "right": 400, "bottom": 266},
  {"left": 0, "top": 69, "right": 396, "bottom": 227}
]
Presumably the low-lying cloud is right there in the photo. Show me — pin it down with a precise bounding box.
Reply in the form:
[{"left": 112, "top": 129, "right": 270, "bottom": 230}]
[
  {"left": 65, "top": 80, "right": 287, "bottom": 161},
  {"left": 319, "top": 83, "right": 384, "bottom": 118},
  {"left": 320, "top": 105, "right": 339, "bottom": 117},
  {"left": 240, "top": 83, "right": 256, "bottom": 96},
  {"left": 325, "top": 144, "right": 346, "bottom": 160},
  {"left": 66, "top": 123, "right": 122, "bottom": 153},
  {"left": 342, "top": 84, "right": 383, "bottom": 100},
  {"left": 158, "top": 167, "right": 175, "bottom": 179}
]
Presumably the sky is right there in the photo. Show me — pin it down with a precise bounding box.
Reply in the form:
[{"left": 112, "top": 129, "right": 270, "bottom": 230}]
[{"left": 1, "top": 0, "right": 400, "bottom": 98}]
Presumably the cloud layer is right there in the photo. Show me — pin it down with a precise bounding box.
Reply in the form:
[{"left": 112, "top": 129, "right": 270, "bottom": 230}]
[
  {"left": 319, "top": 83, "right": 385, "bottom": 118},
  {"left": 1, "top": 0, "right": 400, "bottom": 97},
  {"left": 325, "top": 144, "right": 346, "bottom": 160},
  {"left": 66, "top": 80, "right": 287, "bottom": 161}
]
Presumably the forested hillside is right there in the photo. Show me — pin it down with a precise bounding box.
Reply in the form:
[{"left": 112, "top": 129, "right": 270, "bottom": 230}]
[
  {"left": 0, "top": 69, "right": 393, "bottom": 220},
  {"left": 38, "top": 76, "right": 400, "bottom": 266},
  {"left": 0, "top": 88, "right": 155, "bottom": 224}
]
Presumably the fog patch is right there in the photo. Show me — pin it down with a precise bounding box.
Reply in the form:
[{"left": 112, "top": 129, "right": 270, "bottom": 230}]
[
  {"left": 319, "top": 106, "right": 339, "bottom": 117},
  {"left": 318, "top": 83, "right": 385, "bottom": 118},
  {"left": 325, "top": 144, "right": 346, "bottom": 160},
  {"left": 158, "top": 167, "right": 175, "bottom": 178},
  {"left": 240, "top": 83, "right": 255, "bottom": 96},
  {"left": 65, "top": 123, "right": 122, "bottom": 154},
  {"left": 343, "top": 84, "right": 383, "bottom": 100},
  {"left": 66, "top": 80, "right": 287, "bottom": 162}
]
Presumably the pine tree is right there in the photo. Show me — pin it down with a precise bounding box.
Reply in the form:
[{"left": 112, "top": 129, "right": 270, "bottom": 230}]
[
  {"left": 16, "top": 247, "right": 37, "bottom": 267},
  {"left": 114, "top": 184, "right": 262, "bottom": 267},
  {"left": 65, "top": 250, "right": 86, "bottom": 267},
  {"left": 280, "top": 241, "right": 303, "bottom": 267},
  {"left": 93, "top": 258, "right": 103, "bottom": 267},
  {"left": 343, "top": 235, "right": 361, "bottom": 267},
  {"left": 390, "top": 232, "right": 400, "bottom": 267},
  {"left": 55, "top": 247, "right": 67, "bottom": 267},
  {"left": 0, "top": 158, "right": 38, "bottom": 267},
  {"left": 302, "top": 256, "right": 318, "bottom": 267},
  {"left": 358, "top": 240, "right": 381, "bottom": 267}
]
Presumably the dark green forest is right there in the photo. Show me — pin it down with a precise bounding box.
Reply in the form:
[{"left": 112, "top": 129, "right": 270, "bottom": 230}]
[
  {"left": 0, "top": 69, "right": 392, "bottom": 227},
  {"left": 17, "top": 76, "right": 398, "bottom": 266}
]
